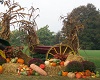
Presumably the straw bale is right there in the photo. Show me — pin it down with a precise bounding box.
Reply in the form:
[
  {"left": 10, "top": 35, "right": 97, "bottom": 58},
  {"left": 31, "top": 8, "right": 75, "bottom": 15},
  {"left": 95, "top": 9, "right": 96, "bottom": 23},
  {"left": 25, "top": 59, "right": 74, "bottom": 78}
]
[
  {"left": 2, "top": 63, "right": 20, "bottom": 74},
  {"left": 45, "top": 65, "right": 65, "bottom": 76},
  {"left": 66, "top": 54, "right": 84, "bottom": 62}
]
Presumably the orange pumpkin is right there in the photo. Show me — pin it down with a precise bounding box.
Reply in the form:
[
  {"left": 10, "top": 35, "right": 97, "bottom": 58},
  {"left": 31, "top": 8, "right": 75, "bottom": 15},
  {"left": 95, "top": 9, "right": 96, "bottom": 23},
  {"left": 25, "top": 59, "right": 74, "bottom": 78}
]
[
  {"left": 60, "top": 61, "right": 64, "bottom": 66},
  {"left": 51, "top": 62, "right": 56, "bottom": 66},
  {"left": 6, "top": 58, "right": 10, "bottom": 63},
  {"left": 82, "top": 75, "right": 87, "bottom": 78},
  {"left": 75, "top": 72, "right": 82, "bottom": 79},
  {"left": 85, "top": 70, "right": 91, "bottom": 76},
  {"left": 81, "top": 71, "right": 85, "bottom": 76},
  {"left": 17, "top": 58, "right": 24, "bottom": 64},
  {"left": 62, "top": 71, "right": 68, "bottom": 76},
  {"left": 0, "top": 65, "right": 3, "bottom": 74}
]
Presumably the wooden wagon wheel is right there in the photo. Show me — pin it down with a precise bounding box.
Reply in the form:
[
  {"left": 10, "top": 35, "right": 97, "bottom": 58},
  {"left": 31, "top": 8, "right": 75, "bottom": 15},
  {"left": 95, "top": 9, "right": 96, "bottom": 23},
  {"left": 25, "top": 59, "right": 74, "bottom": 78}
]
[{"left": 46, "top": 43, "right": 75, "bottom": 60}]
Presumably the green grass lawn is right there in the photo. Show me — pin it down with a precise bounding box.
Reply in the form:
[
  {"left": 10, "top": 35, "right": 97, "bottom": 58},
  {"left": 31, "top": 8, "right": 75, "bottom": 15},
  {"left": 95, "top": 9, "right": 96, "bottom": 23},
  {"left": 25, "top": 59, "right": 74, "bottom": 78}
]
[
  {"left": 0, "top": 50, "right": 100, "bottom": 80},
  {"left": 79, "top": 50, "right": 100, "bottom": 72}
]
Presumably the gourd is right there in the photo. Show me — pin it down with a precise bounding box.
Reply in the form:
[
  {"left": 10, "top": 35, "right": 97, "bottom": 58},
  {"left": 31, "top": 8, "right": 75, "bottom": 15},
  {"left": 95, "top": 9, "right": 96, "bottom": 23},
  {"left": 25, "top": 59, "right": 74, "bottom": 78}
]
[
  {"left": 64, "top": 60, "right": 70, "bottom": 66},
  {"left": 67, "top": 72, "right": 75, "bottom": 78},
  {"left": 30, "top": 64, "right": 47, "bottom": 76}
]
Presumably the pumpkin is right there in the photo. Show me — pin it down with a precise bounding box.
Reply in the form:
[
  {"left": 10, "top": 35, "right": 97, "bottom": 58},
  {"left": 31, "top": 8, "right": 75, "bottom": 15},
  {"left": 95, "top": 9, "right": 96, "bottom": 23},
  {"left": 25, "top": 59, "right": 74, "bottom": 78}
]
[
  {"left": 62, "top": 71, "right": 68, "bottom": 76},
  {"left": 45, "top": 61, "right": 50, "bottom": 65},
  {"left": 17, "top": 58, "right": 24, "bottom": 64},
  {"left": 51, "top": 62, "right": 56, "bottom": 66},
  {"left": 76, "top": 72, "right": 82, "bottom": 79},
  {"left": 60, "top": 61, "right": 64, "bottom": 66},
  {"left": 30, "top": 64, "right": 47, "bottom": 76},
  {"left": 81, "top": 71, "right": 85, "bottom": 76},
  {"left": 67, "top": 72, "right": 75, "bottom": 78},
  {"left": 82, "top": 75, "right": 87, "bottom": 78},
  {"left": 0, "top": 65, "right": 3, "bottom": 74},
  {"left": 85, "top": 70, "right": 91, "bottom": 76}
]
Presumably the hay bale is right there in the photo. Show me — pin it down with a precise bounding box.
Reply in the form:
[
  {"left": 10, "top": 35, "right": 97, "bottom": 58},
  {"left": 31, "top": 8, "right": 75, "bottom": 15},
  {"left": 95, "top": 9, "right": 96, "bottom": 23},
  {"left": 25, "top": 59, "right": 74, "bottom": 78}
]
[
  {"left": 66, "top": 54, "right": 84, "bottom": 62},
  {"left": 45, "top": 65, "right": 65, "bottom": 76},
  {"left": 2, "top": 63, "right": 20, "bottom": 74}
]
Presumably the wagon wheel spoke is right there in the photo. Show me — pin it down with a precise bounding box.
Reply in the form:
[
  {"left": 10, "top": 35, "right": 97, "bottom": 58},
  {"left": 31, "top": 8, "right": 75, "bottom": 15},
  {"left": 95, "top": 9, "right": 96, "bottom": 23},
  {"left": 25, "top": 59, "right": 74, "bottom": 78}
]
[
  {"left": 46, "top": 44, "right": 74, "bottom": 60},
  {"left": 62, "top": 46, "right": 68, "bottom": 55},
  {"left": 53, "top": 47, "right": 58, "bottom": 54}
]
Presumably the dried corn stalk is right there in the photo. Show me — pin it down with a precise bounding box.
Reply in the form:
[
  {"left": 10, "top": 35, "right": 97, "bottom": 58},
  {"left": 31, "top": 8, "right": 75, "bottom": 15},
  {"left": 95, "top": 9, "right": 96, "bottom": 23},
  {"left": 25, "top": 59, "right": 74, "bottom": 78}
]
[
  {"left": 0, "top": 0, "right": 25, "bottom": 41},
  {"left": 0, "top": 0, "right": 39, "bottom": 52},
  {"left": 61, "top": 17, "right": 84, "bottom": 54}
]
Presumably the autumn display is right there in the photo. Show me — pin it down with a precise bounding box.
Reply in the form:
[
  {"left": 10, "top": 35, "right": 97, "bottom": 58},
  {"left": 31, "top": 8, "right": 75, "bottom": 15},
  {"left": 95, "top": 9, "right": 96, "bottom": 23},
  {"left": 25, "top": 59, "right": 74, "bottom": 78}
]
[{"left": 0, "top": 0, "right": 99, "bottom": 79}]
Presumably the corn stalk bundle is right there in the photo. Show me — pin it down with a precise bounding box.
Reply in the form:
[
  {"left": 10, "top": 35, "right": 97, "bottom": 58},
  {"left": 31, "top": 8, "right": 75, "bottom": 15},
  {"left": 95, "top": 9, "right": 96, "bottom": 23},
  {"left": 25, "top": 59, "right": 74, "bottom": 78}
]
[
  {"left": 61, "top": 16, "right": 84, "bottom": 54},
  {"left": 0, "top": 0, "right": 39, "bottom": 52},
  {"left": 19, "top": 6, "right": 40, "bottom": 52},
  {"left": 0, "top": 0, "right": 25, "bottom": 41}
]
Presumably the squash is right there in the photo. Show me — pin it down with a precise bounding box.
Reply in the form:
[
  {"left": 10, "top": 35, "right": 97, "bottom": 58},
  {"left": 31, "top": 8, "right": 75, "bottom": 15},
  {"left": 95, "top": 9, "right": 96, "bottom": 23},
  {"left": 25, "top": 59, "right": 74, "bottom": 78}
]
[
  {"left": 64, "top": 60, "right": 70, "bottom": 66},
  {"left": 75, "top": 72, "right": 82, "bottom": 79},
  {"left": 62, "top": 71, "right": 68, "bottom": 76},
  {"left": 67, "top": 72, "right": 75, "bottom": 78},
  {"left": 0, "top": 65, "right": 3, "bottom": 74},
  {"left": 17, "top": 58, "right": 24, "bottom": 64},
  {"left": 30, "top": 64, "right": 47, "bottom": 76}
]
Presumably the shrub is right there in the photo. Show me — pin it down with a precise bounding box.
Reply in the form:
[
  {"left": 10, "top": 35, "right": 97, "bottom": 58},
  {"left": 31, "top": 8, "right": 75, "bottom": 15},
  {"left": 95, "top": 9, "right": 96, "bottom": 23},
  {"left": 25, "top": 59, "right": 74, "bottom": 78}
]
[
  {"left": 65, "top": 61, "right": 84, "bottom": 72},
  {"left": 28, "top": 58, "right": 44, "bottom": 66},
  {"left": 81, "top": 61, "right": 96, "bottom": 72}
]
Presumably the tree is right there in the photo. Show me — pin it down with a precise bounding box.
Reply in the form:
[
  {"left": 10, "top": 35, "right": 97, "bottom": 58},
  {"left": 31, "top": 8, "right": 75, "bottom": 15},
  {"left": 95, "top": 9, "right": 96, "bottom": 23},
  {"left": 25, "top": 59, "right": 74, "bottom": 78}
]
[
  {"left": 53, "top": 31, "right": 62, "bottom": 44},
  {"left": 37, "top": 25, "right": 56, "bottom": 46},
  {"left": 10, "top": 30, "right": 27, "bottom": 46},
  {"left": 61, "top": 3, "right": 100, "bottom": 50}
]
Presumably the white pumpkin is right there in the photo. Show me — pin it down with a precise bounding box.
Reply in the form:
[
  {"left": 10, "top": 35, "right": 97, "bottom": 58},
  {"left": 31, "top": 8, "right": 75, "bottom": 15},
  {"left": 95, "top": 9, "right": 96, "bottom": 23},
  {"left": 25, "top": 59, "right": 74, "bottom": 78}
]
[
  {"left": 67, "top": 72, "right": 75, "bottom": 78},
  {"left": 45, "top": 61, "right": 50, "bottom": 66}
]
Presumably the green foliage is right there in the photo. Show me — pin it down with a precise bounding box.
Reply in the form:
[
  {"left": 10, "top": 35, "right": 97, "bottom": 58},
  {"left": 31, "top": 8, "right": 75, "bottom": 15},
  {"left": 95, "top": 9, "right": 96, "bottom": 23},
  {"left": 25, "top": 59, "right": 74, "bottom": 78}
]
[
  {"left": 37, "top": 25, "right": 56, "bottom": 45},
  {"left": 10, "top": 30, "right": 27, "bottom": 46},
  {"left": 61, "top": 3, "right": 100, "bottom": 50},
  {"left": 30, "top": 53, "right": 46, "bottom": 62},
  {"left": 22, "top": 46, "right": 30, "bottom": 56},
  {"left": 65, "top": 61, "right": 84, "bottom": 72},
  {"left": 82, "top": 61, "right": 96, "bottom": 72}
]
